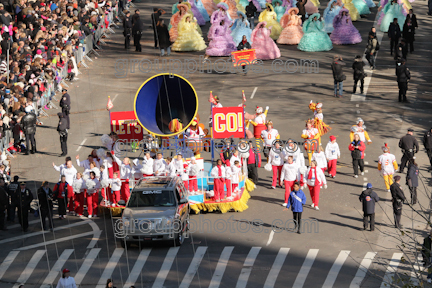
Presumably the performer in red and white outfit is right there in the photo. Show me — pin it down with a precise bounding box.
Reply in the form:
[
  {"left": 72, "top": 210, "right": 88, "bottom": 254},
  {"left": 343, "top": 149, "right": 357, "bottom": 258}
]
[
  {"left": 153, "top": 153, "right": 167, "bottom": 176},
  {"left": 86, "top": 171, "right": 101, "bottom": 218},
  {"left": 72, "top": 172, "right": 86, "bottom": 216},
  {"left": 229, "top": 150, "right": 241, "bottom": 167},
  {"left": 142, "top": 153, "right": 154, "bottom": 177},
  {"left": 280, "top": 156, "right": 301, "bottom": 206},
  {"left": 250, "top": 106, "right": 268, "bottom": 138},
  {"left": 301, "top": 119, "right": 320, "bottom": 165},
  {"left": 109, "top": 172, "right": 122, "bottom": 205},
  {"left": 231, "top": 160, "right": 241, "bottom": 194},
  {"left": 306, "top": 160, "right": 327, "bottom": 210},
  {"left": 185, "top": 119, "right": 205, "bottom": 140},
  {"left": 261, "top": 121, "right": 280, "bottom": 159},
  {"left": 131, "top": 159, "right": 143, "bottom": 181},
  {"left": 325, "top": 135, "right": 340, "bottom": 178},
  {"left": 378, "top": 143, "right": 398, "bottom": 192},
  {"left": 100, "top": 152, "right": 114, "bottom": 178},
  {"left": 211, "top": 159, "right": 226, "bottom": 202},
  {"left": 312, "top": 146, "right": 327, "bottom": 172},
  {"left": 269, "top": 141, "right": 284, "bottom": 189},
  {"left": 224, "top": 162, "right": 232, "bottom": 199},
  {"left": 112, "top": 154, "right": 132, "bottom": 202},
  {"left": 188, "top": 157, "right": 199, "bottom": 194}
]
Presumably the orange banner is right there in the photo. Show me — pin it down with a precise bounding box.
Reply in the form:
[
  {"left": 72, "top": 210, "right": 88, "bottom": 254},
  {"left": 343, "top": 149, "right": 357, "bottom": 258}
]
[{"left": 231, "top": 49, "right": 257, "bottom": 67}]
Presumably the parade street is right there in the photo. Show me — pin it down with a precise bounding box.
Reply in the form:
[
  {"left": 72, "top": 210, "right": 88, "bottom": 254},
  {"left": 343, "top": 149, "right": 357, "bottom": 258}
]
[{"left": 0, "top": 0, "right": 432, "bottom": 287}]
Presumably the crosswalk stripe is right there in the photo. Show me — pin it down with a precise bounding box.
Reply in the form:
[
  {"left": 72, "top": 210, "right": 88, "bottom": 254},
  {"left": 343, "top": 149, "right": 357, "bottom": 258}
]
[
  {"left": 179, "top": 246, "right": 208, "bottom": 288},
  {"left": 379, "top": 253, "right": 403, "bottom": 288},
  {"left": 349, "top": 252, "right": 377, "bottom": 288},
  {"left": 123, "top": 249, "right": 151, "bottom": 288},
  {"left": 293, "top": 249, "right": 319, "bottom": 288},
  {"left": 263, "top": 248, "right": 290, "bottom": 288},
  {"left": 12, "top": 250, "right": 46, "bottom": 288},
  {"left": 236, "top": 247, "right": 261, "bottom": 288},
  {"left": 322, "top": 250, "right": 351, "bottom": 288},
  {"left": 96, "top": 248, "right": 124, "bottom": 288},
  {"left": 0, "top": 251, "right": 19, "bottom": 279},
  {"left": 208, "top": 246, "right": 235, "bottom": 288},
  {"left": 75, "top": 248, "right": 101, "bottom": 286},
  {"left": 40, "top": 249, "right": 74, "bottom": 288},
  {"left": 14, "top": 231, "right": 95, "bottom": 251},
  {"left": 152, "top": 247, "right": 180, "bottom": 288}
]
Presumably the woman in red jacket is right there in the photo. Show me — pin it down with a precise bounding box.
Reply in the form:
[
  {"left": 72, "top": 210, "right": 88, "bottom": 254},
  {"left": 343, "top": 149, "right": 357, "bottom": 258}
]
[{"left": 349, "top": 133, "right": 366, "bottom": 178}]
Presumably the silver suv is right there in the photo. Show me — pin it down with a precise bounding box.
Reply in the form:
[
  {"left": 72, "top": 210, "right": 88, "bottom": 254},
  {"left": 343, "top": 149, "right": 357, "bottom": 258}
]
[{"left": 117, "top": 176, "right": 190, "bottom": 247}]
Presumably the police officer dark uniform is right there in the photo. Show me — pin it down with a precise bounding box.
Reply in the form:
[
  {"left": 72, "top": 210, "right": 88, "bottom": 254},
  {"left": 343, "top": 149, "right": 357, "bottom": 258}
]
[
  {"left": 6, "top": 175, "right": 19, "bottom": 222},
  {"left": 0, "top": 178, "right": 8, "bottom": 231},
  {"left": 21, "top": 106, "right": 37, "bottom": 155},
  {"left": 57, "top": 113, "right": 68, "bottom": 156},
  {"left": 14, "top": 182, "right": 33, "bottom": 232},
  {"left": 398, "top": 128, "right": 419, "bottom": 172},
  {"left": 60, "top": 89, "right": 71, "bottom": 129},
  {"left": 390, "top": 175, "right": 406, "bottom": 229},
  {"left": 123, "top": 10, "right": 133, "bottom": 49}
]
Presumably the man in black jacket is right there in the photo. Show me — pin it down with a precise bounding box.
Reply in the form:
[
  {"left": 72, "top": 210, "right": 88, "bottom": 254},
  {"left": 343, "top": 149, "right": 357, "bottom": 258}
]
[
  {"left": 297, "top": 0, "right": 307, "bottom": 23},
  {"left": 331, "top": 55, "right": 346, "bottom": 98},
  {"left": 365, "top": 32, "right": 378, "bottom": 69},
  {"left": 388, "top": 18, "right": 401, "bottom": 56},
  {"left": 245, "top": 1, "right": 257, "bottom": 30},
  {"left": 352, "top": 55, "right": 365, "bottom": 94},
  {"left": 395, "top": 58, "right": 410, "bottom": 103},
  {"left": 151, "top": 8, "right": 166, "bottom": 49},
  {"left": 390, "top": 175, "right": 406, "bottom": 229},
  {"left": 395, "top": 38, "right": 407, "bottom": 60},
  {"left": 6, "top": 175, "right": 19, "bottom": 222},
  {"left": 399, "top": 128, "right": 419, "bottom": 172},
  {"left": 57, "top": 113, "right": 68, "bottom": 156},
  {"left": 37, "top": 181, "right": 54, "bottom": 231},
  {"left": 60, "top": 89, "right": 71, "bottom": 129},
  {"left": 123, "top": 10, "right": 132, "bottom": 49},
  {"left": 132, "top": 13, "right": 144, "bottom": 52},
  {"left": 406, "top": 161, "right": 418, "bottom": 204},
  {"left": 423, "top": 127, "right": 432, "bottom": 170},
  {"left": 359, "top": 183, "right": 379, "bottom": 231},
  {"left": 14, "top": 182, "right": 33, "bottom": 232},
  {"left": 21, "top": 106, "right": 37, "bottom": 155}
]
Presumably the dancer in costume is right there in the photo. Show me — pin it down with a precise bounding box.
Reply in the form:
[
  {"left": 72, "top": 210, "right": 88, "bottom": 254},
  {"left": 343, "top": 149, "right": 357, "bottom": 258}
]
[
  {"left": 172, "top": 0, "right": 182, "bottom": 15},
  {"left": 342, "top": 0, "right": 360, "bottom": 21},
  {"left": 222, "top": 0, "right": 240, "bottom": 19},
  {"left": 172, "top": 15, "right": 207, "bottom": 51},
  {"left": 169, "top": 3, "right": 191, "bottom": 42},
  {"left": 398, "top": 0, "right": 412, "bottom": 15},
  {"left": 189, "top": 0, "right": 206, "bottom": 25},
  {"left": 251, "top": 22, "right": 281, "bottom": 59},
  {"left": 350, "top": 118, "right": 372, "bottom": 145},
  {"left": 330, "top": 8, "right": 362, "bottom": 44},
  {"left": 195, "top": 0, "right": 211, "bottom": 21},
  {"left": 234, "top": 0, "right": 246, "bottom": 13},
  {"left": 257, "top": 0, "right": 267, "bottom": 9},
  {"left": 324, "top": 0, "right": 343, "bottom": 33},
  {"left": 209, "top": 3, "right": 232, "bottom": 40},
  {"left": 305, "top": 0, "right": 320, "bottom": 14},
  {"left": 353, "top": 0, "right": 371, "bottom": 15},
  {"left": 277, "top": 7, "right": 304, "bottom": 45},
  {"left": 309, "top": 101, "right": 331, "bottom": 137},
  {"left": 231, "top": 11, "right": 253, "bottom": 43},
  {"left": 378, "top": 143, "right": 398, "bottom": 192},
  {"left": 206, "top": 19, "right": 237, "bottom": 56},
  {"left": 364, "top": 0, "right": 376, "bottom": 7},
  {"left": 301, "top": 119, "right": 320, "bottom": 165},
  {"left": 245, "top": 106, "right": 269, "bottom": 138},
  {"left": 240, "top": 0, "right": 250, "bottom": 8},
  {"left": 273, "top": 0, "right": 285, "bottom": 21},
  {"left": 258, "top": 3, "right": 282, "bottom": 39},
  {"left": 202, "top": 0, "right": 218, "bottom": 16},
  {"left": 298, "top": 14, "right": 333, "bottom": 52},
  {"left": 379, "top": 0, "right": 405, "bottom": 32}
]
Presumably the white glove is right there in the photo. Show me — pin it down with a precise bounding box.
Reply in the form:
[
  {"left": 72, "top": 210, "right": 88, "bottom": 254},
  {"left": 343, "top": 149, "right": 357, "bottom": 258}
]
[
  {"left": 265, "top": 106, "right": 269, "bottom": 111},
  {"left": 310, "top": 100, "right": 313, "bottom": 103},
  {"left": 324, "top": 185, "right": 327, "bottom": 189}
]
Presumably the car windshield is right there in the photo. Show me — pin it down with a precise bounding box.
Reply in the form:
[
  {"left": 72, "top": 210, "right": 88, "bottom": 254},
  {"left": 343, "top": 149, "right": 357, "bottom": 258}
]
[{"left": 127, "top": 190, "right": 176, "bottom": 207}]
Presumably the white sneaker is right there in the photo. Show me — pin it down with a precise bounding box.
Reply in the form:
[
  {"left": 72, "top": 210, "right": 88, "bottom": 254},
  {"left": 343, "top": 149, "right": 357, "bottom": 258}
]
[
  {"left": 354, "top": 175, "right": 358, "bottom": 178},
  {"left": 271, "top": 186, "right": 276, "bottom": 189},
  {"left": 282, "top": 203, "right": 287, "bottom": 207},
  {"left": 311, "top": 203, "right": 315, "bottom": 208},
  {"left": 361, "top": 172, "right": 364, "bottom": 175},
  {"left": 88, "top": 215, "right": 92, "bottom": 218},
  {"left": 387, "top": 189, "right": 391, "bottom": 192},
  {"left": 332, "top": 175, "right": 336, "bottom": 179},
  {"left": 428, "top": 278, "right": 432, "bottom": 284},
  {"left": 315, "top": 206, "right": 319, "bottom": 210}
]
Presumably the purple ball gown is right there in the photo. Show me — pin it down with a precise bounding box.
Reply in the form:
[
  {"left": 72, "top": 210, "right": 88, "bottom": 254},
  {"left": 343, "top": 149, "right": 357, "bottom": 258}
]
[
  {"left": 206, "top": 22, "right": 237, "bottom": 56},
  {"left": 330, "top": 8, "right": 362, "bottom": 44},
  {"left": 189, "top": 0, "right": 206, "bottom": 25}
]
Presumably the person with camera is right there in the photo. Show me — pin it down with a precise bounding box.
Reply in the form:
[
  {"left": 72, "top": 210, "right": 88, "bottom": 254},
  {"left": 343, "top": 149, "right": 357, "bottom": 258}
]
[
  {"left": 398, "top": 128, "right": 419, "bottom": 172},
  {"left": 57, "top": 112, "right": 68, "bottom": 156},
  {"left": 349, "top": 133, "right": 366, "bottom": 178},
  {"left": 60, "top": 89, "right": 71, "bottom": 129},
  {"left": 331, "top": 55, "right": 346, "bottom": 97},
  {"left": 37, "top": 181, "right": 54, "bottom": 231},
  {"left": 390, "top": 175, "right": 406, "bottom": 229}
]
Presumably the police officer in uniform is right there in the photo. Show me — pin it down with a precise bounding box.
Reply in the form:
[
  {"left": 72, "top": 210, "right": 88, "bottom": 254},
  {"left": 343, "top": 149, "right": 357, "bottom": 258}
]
[
  {"left": 60, "top": 89, "right": 71, "bottom": 129},
  {"left": 0, "top": 178, "right": 8, "bottom": 231},
  {"left": 6, "top": 175, "right": 19, "bottom": 222},
  {"left": 123, "top": 10, "right": 133, "bottom": 49},
  {"left": 390, "top": 175, "right": 406, "bottom": 229},
  {"left": 14, "top": 182, "right": 33, "bottom": 232},
  {"left": 398, "top": 128, "right": 419, "bottom": 172},
  {"left": 57, "top": 113, "right": 68, "bottom": 156}
]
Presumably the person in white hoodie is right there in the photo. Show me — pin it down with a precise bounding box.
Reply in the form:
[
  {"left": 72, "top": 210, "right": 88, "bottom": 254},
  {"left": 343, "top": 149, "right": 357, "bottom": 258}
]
[
  {"left": 224, "top": 162, "right": 233, "bottom": 199},
  {"left": 112, "top": 153, "right": 132, "bottom": 202},
  {"left": 99, "top": 152, "right": 114, "bottom": 178},
  {"left": 153, "top": 153, "right": 167, "bottom": 176},
  {"left": 231, "top": 160, "right": 242, "bottom": 194},
  {"left": 325, "top": 135, "right": 340, "bottom": 178},
  {"left": 211, "top": 159, "right": 226, "bottom": 202},
  {"left": 86, "top": 171, "right": 101, "bottom": 218},
  {"left": 284, "top": 140, "right": 305, "bottom": 168},
  {"left": 188, "top": 157, "right": 200, "bottom": 194},
  {"left": 312, "top": 146, "right": 327, "bottom": 173},
  {"left": 99, "top": 165, "right": 109, "bottom": 200},
  {"left": 269, "top": 142, "right": 284, "bottom": 189},
  {"left": 173, "top": 154, "right": 185, "bottom": 176},
  {"left": 131, "top": 159, "right": 143, "bottom": 180},
  {"left": 72, "top": 172, "right": 86, "bottom": 216},
  {"left": 53, "top": 159, "right": 77, "bottom": 185},
  {"left": 142, "top": 152, "right": 154, "bottom": 177},
  {"left": 56, "top": 268, "right": 77, "bottom": 288},
  {"left": 166, "top": 157, "right": 177, "bottom": 177},
  {"left": 230, "top": 150, "right": 241, "bottom": 167},
  {"left": 306, "top": 160, "right": 327, "bottom": 210},
  {"left": 108, "top": 172, "right": 122, "bottom": 205},
  {"left": 280, "top": 156, "right": 301, "bottom": 207},
  {"left": 76, "top": 154, "right": 100, "bottom": 170}
]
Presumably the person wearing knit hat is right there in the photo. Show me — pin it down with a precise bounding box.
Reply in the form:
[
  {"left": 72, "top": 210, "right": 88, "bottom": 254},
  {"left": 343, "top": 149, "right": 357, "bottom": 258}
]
[
  {"left": 325, "top": 135, "right": 340, "bottom": 178},
  {"left": 359, "top": 182, "right": 379, "bottom": 231},
  {"left": 378, "top": 143, "right": 398, "bottom": 192},
  {"left": 390, "top": 174, "right": 406, "bottom": 229}
]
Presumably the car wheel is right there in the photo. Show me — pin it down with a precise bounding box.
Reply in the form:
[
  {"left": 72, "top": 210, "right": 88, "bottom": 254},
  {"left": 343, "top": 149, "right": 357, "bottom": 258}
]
[{"left": 120, "top": 240, "right": 130, "bottom": 248}]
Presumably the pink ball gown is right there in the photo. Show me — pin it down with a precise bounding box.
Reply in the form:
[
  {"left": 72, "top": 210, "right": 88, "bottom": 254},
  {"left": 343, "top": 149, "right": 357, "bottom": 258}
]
[
  {"left": 277, "top": 8, "right": 304, "bottom": 45},
  {"left": 251, "top": 22, "right": 281, "bottom": 60}
]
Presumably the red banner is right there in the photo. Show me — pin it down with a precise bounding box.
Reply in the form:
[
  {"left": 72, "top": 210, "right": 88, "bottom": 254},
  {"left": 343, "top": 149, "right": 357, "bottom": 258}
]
[
  {"left": 110, "top": 111, "right": 143, "bottom": 141},
  {"left": 212, "top": 107, "right": 245, "bottom": 139},
  {"left": 231, "top": 49, "right": 257, "bottom": 67}
]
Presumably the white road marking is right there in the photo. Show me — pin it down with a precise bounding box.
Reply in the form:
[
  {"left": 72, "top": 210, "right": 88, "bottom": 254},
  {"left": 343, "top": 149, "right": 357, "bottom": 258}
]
[
  {"left": 364, "top": 178, "right": 367, "bottom": 181},
  {"left": 379, "top": 253, "right": 403, "bottom": 288},
  {"left": 365, "top": 170, "right": 369, "bottom": 173},
  {"left": 266, "top": 230, "right": 275, "bottom": 246},
  {"left": 96, "top": 248, "right": 124, "bottom": 288},
  {"left": 350, "top": 252, "right": 377, "bottom": 288},
  {"left": 208, "top": 246, "right": 234, "bottom": 288},
  {"left": 76, "top": 138, "right": 87, "bottom": 151},
  {"left": 179, "top": 246, "right": 208, "bottom": 288},
  {"left": 236, "top": 247, "right": 261, "bottom": 288},
  {"left": 112, "top": 94, "right": 119, "bottom": 102},
  {"left": 15, "top": 231, "right": 95, "bottom": 251},
  {"left": 75, "top": 248, "right": 101, "bottom": 286},
  {"left": 0, "top": 251, "right": 19, "bottom": 279},
  {"left": 263, "top": 248, "right": 290, "bottom": 288},
  {"left": 123, "top": 249, "right": 152, "bottom": 288},
  {"left": 40, "top": 249, "right": 74, "bottom": 288},
  {"left": 364, "top": 161, "right": 369, "bottom": 165},
  {"left": 250, "top": 87, "right": 258, "bottom": 99},
  {"left": 87, "top": 230, "right": 102, "bottom": 249},
  {"left": 293, "top": 249, "right": 319, "bottom": 288},
  {"left": 12, "top": 250, "right": 46, "bottom": 288},
  {"left": 322, "top": 250, "right": 350, "bottom": 288},
  {"left": 153, "top": 247, "right": 181, "bottom": 288}
]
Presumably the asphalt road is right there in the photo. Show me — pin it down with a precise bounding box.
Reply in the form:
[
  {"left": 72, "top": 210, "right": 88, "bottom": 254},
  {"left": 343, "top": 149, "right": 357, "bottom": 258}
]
[{"left": 1, "top": 0, "right": 432, "bottom": 287}]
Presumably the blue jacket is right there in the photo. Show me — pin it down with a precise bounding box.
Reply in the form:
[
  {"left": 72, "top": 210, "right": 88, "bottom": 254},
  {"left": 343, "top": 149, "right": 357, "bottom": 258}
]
[{"left": 287, "top": 189, "right": 307, "bottom": 212}]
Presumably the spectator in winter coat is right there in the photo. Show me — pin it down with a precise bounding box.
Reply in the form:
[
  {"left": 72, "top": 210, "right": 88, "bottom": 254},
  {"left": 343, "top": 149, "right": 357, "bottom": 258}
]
[
  {"left": 403, "top": 17, "right": 415, "bottom": 53},
  {"left": 395, "top": 58, "right": 411, "bottom": 103},
  {"left": 20, "top": 106, "right": 37, "bottom": 155},
  {"left": 156, "top": 19, "right": 171, "bottom": 56},
  {"left": 37, "top": 181, "right": 54, "bottom": 231},
  {"left": 349, "top": 133, "right": 366, "bottom": 178},
  {"left": 388, "top": 18, "right": 401, "bottom": 56},
  {"left": 390, "top": 175, "right": 406, "bottom": 229},
  {"left": 331, "top": 55, "right": 346, "bottom": 97},
  {"left": 359, "top": 183, "right": 379, "bottom": 231},
  {"left": 325, "top": 135, "right": 340, "bottom": 178},
  {"left": 423, "top": 127, "right": 432, "bottom": 170},
  {"left": 246, "top": 1, "right": 258, "bottom": 29},
  {"left": 352, "top": 55, "right": 365, "bottom": 94},
  {"left": 285, "top": 182, "right": 307, "bottom": 234},
  {"left": 406, "top": 161, "right": 419, "bottom": 204},
  {"left": 53, "top": 175, "right": 73, "bottom": 219}
]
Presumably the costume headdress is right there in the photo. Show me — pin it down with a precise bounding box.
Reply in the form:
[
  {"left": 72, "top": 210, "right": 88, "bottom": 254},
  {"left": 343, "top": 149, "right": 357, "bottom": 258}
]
[
  {"left": 217, "top": 2, "right": 229, "bottom": 10},
  {"left": 256, "top": 106, "right": 263, "bottom": 113},
  {"left": 382, "top": 143, "right": 390, "bottom": 152}
]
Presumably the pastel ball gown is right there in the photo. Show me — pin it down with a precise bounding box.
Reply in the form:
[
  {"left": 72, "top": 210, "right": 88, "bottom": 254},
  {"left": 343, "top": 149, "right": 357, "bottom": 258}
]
[
  {"left": 363, "top": 0, "right": 376, "bottom": 8},
  {"left": 206, "top": 21, "right": 238, "bottom": 55},
  {"left": 251, "top": 22, "right": 281, "bottom": 59},
  {"left": 305, "top": 0, "right": 320, "bottom": 14},
  {"left": 273, "top": 1, "right": 286, "bottom": 21},
  {"left": 231, "top": 13, "right": 253, "bottom": 44},
  {"left": 208, "top": 7, "right": 232, "bottom": 40},
  {"left": 258, "top": 4, "right": 282, "bottom": 39},
  {"left": 172, "top": 17, "right": 207, "bottom": 51},
  {"left": 297, "top": 14, "right": 333, "bottom": 51},
  {"left": 202, "top": 0, "right": 218, "bottom": 16},
  {"left": 379, "top": 1, "right": 405, "bottom": 32},
  {"left": 352, "top": 0, "right": 371, "bottom": 15},
  {"left": 330, "top": 8, "right": 362, "bottom": 44},
  {"left": 324, "top": 0, "right": 342, "bottom": 33},
  {"left": 342, "top": 0, "right": 360, "bottom": 21},
  {"left": 277, "top": 7, "right": 304, "bottom": 44},
  {"left": 222, "top": 0, "right": 240, "bottom": 19},
  {"left": 169, "top": 4, "right": 193, "bottom": 42},
  {"left": 189, "top": 0, "right": 206, "bottom": 25},
  {"left": 195, "top": 0, "right": 210, "bottom": 22}
]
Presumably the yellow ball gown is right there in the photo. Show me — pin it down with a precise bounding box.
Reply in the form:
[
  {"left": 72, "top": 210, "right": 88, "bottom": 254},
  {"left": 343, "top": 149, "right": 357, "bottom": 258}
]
[
  {"left": 258, "top": 4, "right": 282, "bottom": 40},
  {"left": 172, "top": 17, "right": 207, "bottom": 51},
  {"left": 342, "top": 0, "right": 360, "bottom": 21}
]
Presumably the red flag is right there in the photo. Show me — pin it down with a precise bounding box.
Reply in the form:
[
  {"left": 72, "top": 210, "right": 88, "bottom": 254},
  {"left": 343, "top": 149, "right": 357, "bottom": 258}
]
[
  {"left": 242, "top": 90, "right": 246, "bottom": 103},
  {"left": 209, "top": 91, "right": 217, "bottom": 105},
  {"left": 107, "top": 96, "right": 113, "bottom": 111}
]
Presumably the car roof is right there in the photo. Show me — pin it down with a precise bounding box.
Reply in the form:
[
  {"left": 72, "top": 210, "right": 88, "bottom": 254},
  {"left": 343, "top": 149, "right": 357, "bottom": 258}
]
[{"left": 133, "top": 176, "right": 181, "bottom": 190}]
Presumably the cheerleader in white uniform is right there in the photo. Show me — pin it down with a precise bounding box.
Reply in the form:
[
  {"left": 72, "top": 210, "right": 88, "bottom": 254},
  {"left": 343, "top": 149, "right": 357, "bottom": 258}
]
[
  {"left": 99, "top": 165, "right": 109, "bottom": 200},
  {"left": 210, "top": 159, "right": 226, "bottom": 202},
  {"left": 224, "top": 162, "right": 233, "bottom": 199},
  {"left": 132, "top": 159, "right": 143, "bottom": 181},
  {"left": 100, "top": 152, "right": 114, "bottom": 178},
  {"left": 312, "top": 146, "right": 328, "bottom": 172},
  {"left": 86, "top": 171, "right": 101, "bottom": 218},
  {"left": 142, "top": 153, "right": 154, "bottom": 177},
  {"left": 269, "top": 141, "right": 284, "bottom": 189},
  {"left": 112, "top": 154, "right": 132, "bottom": 202},
  {"left": 109, "top": 172, "right": 122, "bottom": 205},
  {"left": 230, "top": 150, "right": 241, "bottom": 167},
  {"left": 280, "top": 156, "right": 301, "bottom": 206},
  {"left": 166, "top": 157, "right": 177, "bottom": 177},
  {"left": 153, "top": 153, "right": 168, "bottom": 176},
  {"left": 231, "top": 160, "right": 242, "bottom": 195},
  {"left": 188, "top": 157, "right": 200, "bottom": 193},
  {"left": 73, "top": 172, "right": 86, "bottom": 216}
]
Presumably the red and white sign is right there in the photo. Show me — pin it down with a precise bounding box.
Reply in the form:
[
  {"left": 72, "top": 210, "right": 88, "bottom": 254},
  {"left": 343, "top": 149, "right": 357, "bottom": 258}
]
[
  {"left": 111, "top": 111, "right": 143, "bottom": 141},
  {"left": 231, "top": 49, "right": 257, "bottom": 67},
  {"left": 212, "top": 107, "right": 245, "bottom": 139}
]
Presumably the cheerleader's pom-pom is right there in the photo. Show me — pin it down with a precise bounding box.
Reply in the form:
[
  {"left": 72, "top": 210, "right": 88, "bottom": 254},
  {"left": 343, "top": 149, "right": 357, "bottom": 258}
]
[
  {"left": 86, "top": 179, "right": 96, "bottom": 190},
  {"left": 72, "top": 181, "right": 82, "bottom": 193},
  {"left": 83, "top": 174, "right": 90, "bottom": 181},
  {"left": 100, "top": 179, "right": 109, "bottom": 188},
  {"left": 97, "top": 148, "right": 106, "bottom": 159},
  {"left": 101, "top": 134, "right": 113, "bottom": 148}
]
